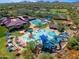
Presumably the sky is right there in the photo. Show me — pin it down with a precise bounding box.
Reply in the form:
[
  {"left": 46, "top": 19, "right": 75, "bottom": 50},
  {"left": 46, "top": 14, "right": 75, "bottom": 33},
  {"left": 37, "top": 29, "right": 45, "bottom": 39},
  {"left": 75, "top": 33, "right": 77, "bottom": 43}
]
[{"left": 0, "top": 0, "right": 79, "bottom": 3}]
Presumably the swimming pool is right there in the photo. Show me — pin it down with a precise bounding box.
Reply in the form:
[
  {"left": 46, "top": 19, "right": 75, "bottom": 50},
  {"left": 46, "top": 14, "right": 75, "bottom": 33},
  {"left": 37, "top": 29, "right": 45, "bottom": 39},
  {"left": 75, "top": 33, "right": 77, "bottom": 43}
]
[
  {"left": 22, "top": 29, "right": 57, "bottom": 42},
  {"left": 30, "top": 19, "right": 47, "bottom": 25},
  {"left": 48, "top": 31, "right": 57, "bottom": 38}
]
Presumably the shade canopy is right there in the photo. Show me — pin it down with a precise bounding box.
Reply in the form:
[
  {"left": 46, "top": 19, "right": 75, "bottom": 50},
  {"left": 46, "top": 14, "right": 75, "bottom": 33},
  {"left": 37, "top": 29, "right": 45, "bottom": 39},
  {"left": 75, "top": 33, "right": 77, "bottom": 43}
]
[
  {"left": 27, "top": 28, "right": 33, "bottom": 32},
  {"left": 4, "top": 32, "right": 11, "bottom": 35},
  {"left": 45, "top": 16, "right": 52, "bottom": 21},
  {"left": 49, "top": 23, "right": 57, "bottom": 29}
]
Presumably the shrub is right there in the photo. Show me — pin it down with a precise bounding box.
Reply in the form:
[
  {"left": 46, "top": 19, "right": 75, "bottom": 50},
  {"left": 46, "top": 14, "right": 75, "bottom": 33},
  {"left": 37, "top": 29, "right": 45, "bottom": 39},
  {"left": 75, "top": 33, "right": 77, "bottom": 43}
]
[
  {"left": 67, "top": 38, "right": 79, "bottom": 50},
  {"left": 0, "top": 26, "right": 8, "bottom": 37},
  {"left": 57, "top": 24, "right": 65, "bottom": 32},
  {"left": 23, "top": 22, "right": 31, "bottom": 30},
  {"left": 36, "top": 24, "right": 47, "bottom": 29},
  {"left": 22, "top": 49, "right": 32, "bottom": 59},
  {"left": 39, "top": 52, "right": 53, "bottom": 59},
  {"left": 56, "top": 53, "right": 62, "bottom": 59},
  {"left": 28, "top": 42, "right": 35, "bottom": 51},
  {"left": 22, "top": 42, "right": 36, "bottom": 59},
  {"left": 76, "top": 56, "right": 79, "bottom": 59}
]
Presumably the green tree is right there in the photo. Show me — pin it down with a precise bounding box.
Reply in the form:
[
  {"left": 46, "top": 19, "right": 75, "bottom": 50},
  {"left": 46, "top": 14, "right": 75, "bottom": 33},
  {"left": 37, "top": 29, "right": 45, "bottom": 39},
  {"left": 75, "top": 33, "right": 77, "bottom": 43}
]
[
  {"left": 22, "top": 42, "right": 35, "bottom": 59},
  {"left": 57, "top": 24, "right": 65, "bottom": 32},
  {"left": 23, "top": 22, "right": 31, "bottom": 30}
]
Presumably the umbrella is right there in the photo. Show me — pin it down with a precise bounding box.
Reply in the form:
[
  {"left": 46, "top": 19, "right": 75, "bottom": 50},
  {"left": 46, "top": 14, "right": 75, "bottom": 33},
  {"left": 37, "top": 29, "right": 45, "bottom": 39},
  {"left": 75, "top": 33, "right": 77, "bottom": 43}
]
[
  {"left": 27, "top": 28, "right": 33, "bottom": 33},
  {"left": 45, "top": 16, "right": 52, "bottom": 21}
]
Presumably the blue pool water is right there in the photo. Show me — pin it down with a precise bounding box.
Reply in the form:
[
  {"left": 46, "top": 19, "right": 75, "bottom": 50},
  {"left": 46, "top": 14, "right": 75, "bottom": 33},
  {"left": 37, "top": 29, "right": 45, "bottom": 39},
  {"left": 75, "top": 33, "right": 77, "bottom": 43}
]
[
  {"left": 31, "top": 19, "right": 47, "bottom": 25},
  {"left": 31, "top": 19, "right": 41, "bottom": 25},
  {"left": 41, "top": 20, "right": 47, "bottom": 25},
  {"left": 22, "top": 29, "right": 57, "bottom": 42},
  {"left": 48, "top": 31, "right": 56, "bottom": 38}
]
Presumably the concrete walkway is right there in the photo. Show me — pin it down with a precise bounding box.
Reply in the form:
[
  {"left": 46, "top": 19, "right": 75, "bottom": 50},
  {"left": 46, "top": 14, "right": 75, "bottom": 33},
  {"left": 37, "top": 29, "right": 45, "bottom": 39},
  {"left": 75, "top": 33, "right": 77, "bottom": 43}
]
[{"left": 12, "top": 37, "right": 25, "bottom": 52}]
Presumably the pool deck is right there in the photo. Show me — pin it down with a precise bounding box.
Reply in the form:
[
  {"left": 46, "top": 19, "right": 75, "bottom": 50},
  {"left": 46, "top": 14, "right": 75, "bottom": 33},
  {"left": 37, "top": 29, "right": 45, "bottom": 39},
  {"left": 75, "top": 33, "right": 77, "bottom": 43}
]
[
  {"left": 13, "top": 37, "right": 26, "bottom": 52},
  {"left": 17, "top": 23, "right": 60, "bottom": 44},
  {"left": 12, "top": 21, "right": 61, "bottom": 51},
  {"left": 30, "top": 22, "right": 60, "bottom": 35}
]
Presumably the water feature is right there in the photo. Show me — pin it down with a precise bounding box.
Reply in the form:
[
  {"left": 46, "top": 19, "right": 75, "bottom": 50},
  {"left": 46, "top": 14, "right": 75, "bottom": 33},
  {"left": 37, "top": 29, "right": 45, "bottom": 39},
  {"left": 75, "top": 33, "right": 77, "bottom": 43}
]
[
  {"left": 22, "top": 29, "right": 57, "bottom": 42},
  {"left": 30, "top": 19, "right": 47, "bottom": 25}
]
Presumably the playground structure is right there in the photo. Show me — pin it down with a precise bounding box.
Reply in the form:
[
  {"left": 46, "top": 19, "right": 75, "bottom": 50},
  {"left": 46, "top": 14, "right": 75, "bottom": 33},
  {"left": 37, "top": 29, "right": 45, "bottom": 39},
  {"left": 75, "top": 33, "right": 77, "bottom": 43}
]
[{"left": 39, "top": 31, "right": 69, "bottom": 52}]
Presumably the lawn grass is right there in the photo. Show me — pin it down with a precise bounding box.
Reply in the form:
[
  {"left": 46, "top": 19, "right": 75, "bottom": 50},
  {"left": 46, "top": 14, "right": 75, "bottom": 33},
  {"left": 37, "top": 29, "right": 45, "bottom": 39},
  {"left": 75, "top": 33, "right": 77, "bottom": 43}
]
[
  {"left": 0, "top": 31, "right": 27, "bottom": 59},
  {"left": 0, "top": 31, "right": 21, "bottom": 59},
  {"left": 0, "top": 37, "right": 16, "bottom": 59},
  {"left": 0, "top": 26, "right": 8, "bottom": 37},
  {"left": 11, "top": 31, "right": 20, "bottom": 36},
  {"left": 73, "top": 19, "right": 79, "bottom": 25},
  {"left": 50, "top": 9, "right": 68, "bottom": 12},
  {"left": 54, "top": 20, "right": 64, "bottom": 24},
  {"left": 73, "top": 19, "right": 79, "bottom": 22}
]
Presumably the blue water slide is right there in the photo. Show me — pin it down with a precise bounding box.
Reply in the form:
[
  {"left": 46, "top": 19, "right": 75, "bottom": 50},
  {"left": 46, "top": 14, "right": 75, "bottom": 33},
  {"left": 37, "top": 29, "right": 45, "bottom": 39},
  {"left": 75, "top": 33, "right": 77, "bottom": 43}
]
[{"left": 40, "top": 35, "right": 48, "bottom": 43}]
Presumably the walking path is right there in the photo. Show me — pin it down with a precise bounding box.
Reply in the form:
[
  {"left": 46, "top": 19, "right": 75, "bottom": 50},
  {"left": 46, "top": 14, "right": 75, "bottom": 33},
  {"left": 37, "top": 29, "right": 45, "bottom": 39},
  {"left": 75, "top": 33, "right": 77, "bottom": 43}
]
[{"left": 12, "top": 37, "right": 25, "bottom": 52}]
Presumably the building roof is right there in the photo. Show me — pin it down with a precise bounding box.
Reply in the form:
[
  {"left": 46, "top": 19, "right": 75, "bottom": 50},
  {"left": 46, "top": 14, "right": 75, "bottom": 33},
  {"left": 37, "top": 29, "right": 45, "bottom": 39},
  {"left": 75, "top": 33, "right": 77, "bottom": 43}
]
[
  {"left": 63, "top": 21, "right": 73, "bottom": 25},
  {"left": 20, "top": 16, "right": 36, "bottom": 21},
  {"left": 28, "top": 16, "right": 36, "bottom": 21},
  {"left": 0, "top": 17, "right": 29, "bottom": 27},
  {"left": 49, "top": 23, "right": 57, "bottom": 29},
  {"left": 0, "top": 20, "right": 2, "bottom": 25},
  {"left": 55, "top": 15, "right": 67, "bottom": 20}
]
